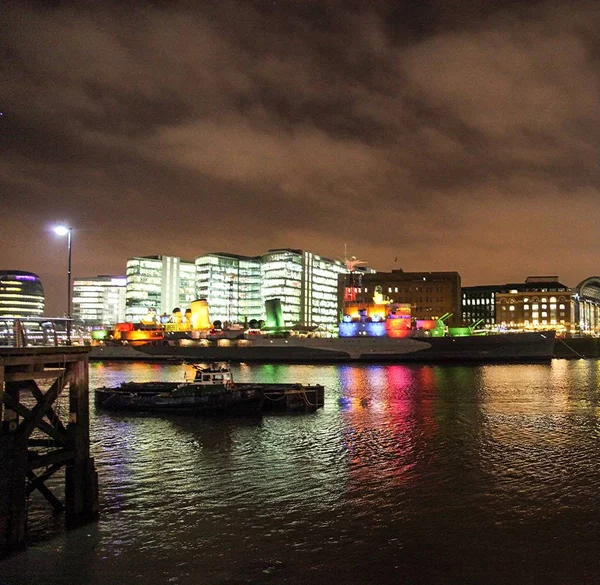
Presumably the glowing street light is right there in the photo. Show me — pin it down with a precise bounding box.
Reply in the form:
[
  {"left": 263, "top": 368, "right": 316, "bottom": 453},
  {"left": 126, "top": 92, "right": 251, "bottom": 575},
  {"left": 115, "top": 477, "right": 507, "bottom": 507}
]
[{"left": 54, "top": 225, "right": 73, "bottom": 345}]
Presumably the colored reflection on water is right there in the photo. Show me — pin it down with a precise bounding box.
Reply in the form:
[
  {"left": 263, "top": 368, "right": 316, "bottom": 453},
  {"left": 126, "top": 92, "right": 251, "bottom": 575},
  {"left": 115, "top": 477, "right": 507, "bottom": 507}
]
[{"left": 2, "top": 360, "right": 600, "bottom": 585}]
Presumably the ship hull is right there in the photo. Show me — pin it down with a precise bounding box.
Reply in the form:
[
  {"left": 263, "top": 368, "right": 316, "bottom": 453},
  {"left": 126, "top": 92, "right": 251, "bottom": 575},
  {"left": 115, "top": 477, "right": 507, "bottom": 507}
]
[
  {"left": 117, "top": 331, "right": 556, "bottom": 363},
  {"left": 95, "top": 384, "right": 264, "bottom": 414}
]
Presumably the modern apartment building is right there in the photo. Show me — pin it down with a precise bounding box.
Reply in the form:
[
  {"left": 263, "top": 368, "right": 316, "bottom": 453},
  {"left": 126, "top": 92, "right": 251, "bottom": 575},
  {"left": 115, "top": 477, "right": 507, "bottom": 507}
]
[
  {"left": 0, "top": 270, "right": 45, "bottom": 318},
  {"left": 72, "top": 275, "right": 127, "bottom": 326},
  {"left": 125, "top": 255, "right": 195, "bottom": 322}
]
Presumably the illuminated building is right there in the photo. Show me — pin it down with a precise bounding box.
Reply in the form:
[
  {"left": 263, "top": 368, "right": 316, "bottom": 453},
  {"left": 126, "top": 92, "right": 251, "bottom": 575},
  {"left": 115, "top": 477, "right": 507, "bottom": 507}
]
[
  {"left": 573, "top": 277, "right": 600, "bottom": 333},
  {"left": 194, "top": 250, "right": 346, "bottom": 329},
  {"left": 0, "top": 270, "right": 45, "bottom": 317},
  {"left": 125, "top": 256, "right": 195, "bottom": 322},
  {"left": 461, "top": 285, "right": 503, "bottom": 326},
  {"left": 350, "top": 270, "right": 461, "bottom": 326},
  {"left": 495, "top": 276, "right": 571, "bottom": 332},
  {"left": 261, "top": 249, "right": 346, "bottom": 329},
  {"left": 462, "top": 276, "right": 600, "bottom": 334},
  {"left": 72, "top": 275, "right": 126, "bottom": 326},
  {"left": 195, "top": 253, "right": 262, "bottom": 323}
]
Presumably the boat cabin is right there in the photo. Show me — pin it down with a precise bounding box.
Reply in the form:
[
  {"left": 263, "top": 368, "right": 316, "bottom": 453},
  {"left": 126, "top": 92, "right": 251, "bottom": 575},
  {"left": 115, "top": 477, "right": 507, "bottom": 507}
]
[{"left": 192, "top": 363, "right": 234, "bottom": 386}]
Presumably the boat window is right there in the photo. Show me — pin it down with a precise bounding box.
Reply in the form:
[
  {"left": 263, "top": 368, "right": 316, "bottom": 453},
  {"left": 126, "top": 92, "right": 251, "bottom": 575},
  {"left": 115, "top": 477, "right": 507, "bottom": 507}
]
[
  {"left": 214, "top": 374, "right": 224, "bottom": 381},
  {"left": 202, "top": 375, "right": 210, "bottom": 382}
]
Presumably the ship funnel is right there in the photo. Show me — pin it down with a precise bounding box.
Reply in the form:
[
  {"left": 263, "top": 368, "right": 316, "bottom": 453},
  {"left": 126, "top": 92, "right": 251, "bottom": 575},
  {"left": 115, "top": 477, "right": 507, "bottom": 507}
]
[
  {"left": 190, "top": 299, "right": 210, "bottom": 330},
  {"left": 265, "top": 298, "right": 284, "bottom": 328}
]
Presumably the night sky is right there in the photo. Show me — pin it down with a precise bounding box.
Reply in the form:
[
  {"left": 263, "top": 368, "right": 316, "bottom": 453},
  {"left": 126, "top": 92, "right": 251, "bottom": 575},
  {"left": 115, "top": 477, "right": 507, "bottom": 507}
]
[{"left": 2, "top": 0, "right": 599, "bottom": 316}]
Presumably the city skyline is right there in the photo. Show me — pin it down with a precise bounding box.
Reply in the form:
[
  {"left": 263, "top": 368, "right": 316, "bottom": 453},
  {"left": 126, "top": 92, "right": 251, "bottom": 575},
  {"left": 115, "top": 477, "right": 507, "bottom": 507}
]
[{"left": 2, "top": 1, "right": 599, "bottom": 316}]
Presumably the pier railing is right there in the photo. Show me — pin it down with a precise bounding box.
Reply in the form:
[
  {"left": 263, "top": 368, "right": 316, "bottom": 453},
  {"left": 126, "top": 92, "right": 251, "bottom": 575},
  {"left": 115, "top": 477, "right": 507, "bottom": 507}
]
[{"left": 0, "top": 318, "right": 73, "bottom": 348}]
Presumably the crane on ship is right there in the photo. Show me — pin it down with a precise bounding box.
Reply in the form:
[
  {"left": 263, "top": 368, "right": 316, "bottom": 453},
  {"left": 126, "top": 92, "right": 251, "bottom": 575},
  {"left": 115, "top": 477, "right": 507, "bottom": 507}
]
[{"left": 342, "top": 244, "right": 366, "bottom": 302}]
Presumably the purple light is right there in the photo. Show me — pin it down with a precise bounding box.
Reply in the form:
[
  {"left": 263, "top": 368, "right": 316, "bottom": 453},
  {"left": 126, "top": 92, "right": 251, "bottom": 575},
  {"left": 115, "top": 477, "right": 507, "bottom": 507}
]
[{"left": 14, "top": 275, "right": 36, "bottom": 281}]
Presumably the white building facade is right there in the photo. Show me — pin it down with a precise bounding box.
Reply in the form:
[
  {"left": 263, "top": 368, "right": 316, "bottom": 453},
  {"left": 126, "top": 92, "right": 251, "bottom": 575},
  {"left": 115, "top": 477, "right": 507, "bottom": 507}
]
[
  {"left": 72, "top": 276, "right": 126, "bottom": 326},
  {"left": 195, "top": 253, "right": 262, "bottom": 324},
  {"left": 260, "top": 249, "right": 346, "bottom": 330},
  {"left": 125, "top": 255, "right": 195, "bottom": 322}
]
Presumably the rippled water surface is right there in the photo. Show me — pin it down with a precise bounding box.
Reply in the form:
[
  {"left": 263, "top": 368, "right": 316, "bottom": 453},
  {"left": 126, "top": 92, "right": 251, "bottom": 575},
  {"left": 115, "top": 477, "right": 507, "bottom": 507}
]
[{"left": 3, "top": 360, "right": 600, "bottom": 584}]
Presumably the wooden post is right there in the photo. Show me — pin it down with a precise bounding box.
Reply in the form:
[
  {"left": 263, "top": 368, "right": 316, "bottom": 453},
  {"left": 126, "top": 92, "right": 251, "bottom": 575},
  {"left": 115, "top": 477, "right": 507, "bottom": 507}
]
[
  {"left": 65, "top": 354, "right": 98, "bottom": 524},
  {"left": 0, "top": 375, "right": 28, "bottom": 554}
]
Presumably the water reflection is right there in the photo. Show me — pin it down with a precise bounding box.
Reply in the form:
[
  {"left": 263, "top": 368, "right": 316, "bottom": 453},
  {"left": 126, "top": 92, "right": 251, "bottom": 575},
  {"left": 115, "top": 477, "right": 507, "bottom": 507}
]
[{"left": 2, "top": 360, "right": 600, "bottom": 584}]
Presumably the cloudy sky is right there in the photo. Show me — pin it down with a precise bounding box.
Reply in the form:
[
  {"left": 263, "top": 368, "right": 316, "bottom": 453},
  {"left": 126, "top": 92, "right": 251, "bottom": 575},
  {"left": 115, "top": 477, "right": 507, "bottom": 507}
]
[{"left": 2, "top": 0, "right": 599, "bottom": 315}]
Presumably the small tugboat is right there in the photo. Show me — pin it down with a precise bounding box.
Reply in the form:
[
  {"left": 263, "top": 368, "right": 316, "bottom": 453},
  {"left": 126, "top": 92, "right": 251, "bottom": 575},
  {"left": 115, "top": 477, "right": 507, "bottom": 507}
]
[
  {"left": 95, "top": 362, "right": 325, "bottom": 414},
  {"left": 95, "top": 362, "right": 263, "bottom": 414}
]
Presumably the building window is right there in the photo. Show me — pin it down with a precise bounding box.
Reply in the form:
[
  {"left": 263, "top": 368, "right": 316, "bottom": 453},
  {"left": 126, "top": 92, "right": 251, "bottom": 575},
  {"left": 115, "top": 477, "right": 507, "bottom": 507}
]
[
  {"left": 524, "top": 304, "right": 530, "bottom": 310},
  {"left": 509, "top": 306, "right": 515, "bottom": 311}
]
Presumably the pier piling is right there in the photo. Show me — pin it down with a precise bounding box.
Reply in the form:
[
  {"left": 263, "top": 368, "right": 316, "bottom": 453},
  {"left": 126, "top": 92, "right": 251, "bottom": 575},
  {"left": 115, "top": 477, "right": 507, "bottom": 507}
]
[{"left": 0, "top": 347, "right": 98, "bottom": 556}]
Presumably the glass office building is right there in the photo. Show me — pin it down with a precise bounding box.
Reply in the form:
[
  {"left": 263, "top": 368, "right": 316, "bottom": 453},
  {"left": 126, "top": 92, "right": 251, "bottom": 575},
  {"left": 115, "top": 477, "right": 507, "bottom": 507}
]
[
  {"left": 195, "top": 253, "right": 262, "bottom": 323},
  {"left": 72, "top": 275, "right": 126, "bottom": 326},
  {"left": 261, "top": 249, "right": 346, "bottom": 329},
  {"left": 125, "top": 256, "right": 195, "bottom": 322},
  {"left": 0, "top": 270, "right": 45, "bottom": 318}
]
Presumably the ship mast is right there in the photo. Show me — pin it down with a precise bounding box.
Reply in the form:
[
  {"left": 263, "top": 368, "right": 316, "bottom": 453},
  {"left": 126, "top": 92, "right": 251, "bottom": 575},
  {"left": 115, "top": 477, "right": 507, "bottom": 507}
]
[{"left": 342, "top": 245, "right": 366, "bottom": 302}]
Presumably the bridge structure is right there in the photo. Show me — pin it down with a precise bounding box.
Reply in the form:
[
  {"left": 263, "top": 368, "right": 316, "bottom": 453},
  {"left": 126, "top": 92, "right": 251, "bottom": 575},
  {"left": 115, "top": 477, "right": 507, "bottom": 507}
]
[{"left": 0, "top": 346, "right": 98, "bottom": 556}]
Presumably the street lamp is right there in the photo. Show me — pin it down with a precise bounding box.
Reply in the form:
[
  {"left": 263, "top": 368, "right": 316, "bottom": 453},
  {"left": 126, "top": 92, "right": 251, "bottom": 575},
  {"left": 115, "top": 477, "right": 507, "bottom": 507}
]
[{"left": 54, "top": 225, "right": 73, "bottom": 345}]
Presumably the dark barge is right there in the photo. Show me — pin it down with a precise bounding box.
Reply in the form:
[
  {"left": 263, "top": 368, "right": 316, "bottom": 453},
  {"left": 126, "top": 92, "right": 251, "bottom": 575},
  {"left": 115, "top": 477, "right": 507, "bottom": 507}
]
[{"left": 95, "top": 362, "right": 324, "bottom": 414}]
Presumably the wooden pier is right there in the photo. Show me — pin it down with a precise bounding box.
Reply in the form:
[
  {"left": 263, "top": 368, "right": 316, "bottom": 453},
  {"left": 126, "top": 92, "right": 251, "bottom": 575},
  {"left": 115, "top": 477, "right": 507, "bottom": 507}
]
[{"left": 0, "top": 347, "right": 98, "bottom": 556}]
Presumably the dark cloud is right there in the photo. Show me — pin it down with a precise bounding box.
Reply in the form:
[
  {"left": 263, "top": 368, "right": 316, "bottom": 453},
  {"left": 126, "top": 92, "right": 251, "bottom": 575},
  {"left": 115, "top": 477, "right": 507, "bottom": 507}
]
[{"left": 1, "top": 0, "right": 599, "bottom": 314}]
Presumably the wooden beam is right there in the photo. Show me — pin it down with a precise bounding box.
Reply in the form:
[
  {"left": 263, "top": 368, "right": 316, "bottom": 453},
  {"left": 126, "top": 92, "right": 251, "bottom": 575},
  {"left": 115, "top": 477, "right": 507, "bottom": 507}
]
[
  {"left": 4, "top": 370, "right": 67, "bottom": 382},
  {"left": 0, "top": 362, "right": 4, "bottom": 429},
  {"left": 14, "top": 370, "right": 72, "bottom": 445},
  {"left": 2, "top": 393, "right": 68, "bottom": 446},
  {"left": 28, "top": 448, "right": 75, "bottom": 470},
  {"left": 1, "top": 354, "right": 86, "bottom": 367},
  {"left": 26, "top": 471, "right": 64, "bottom": 512},
  {"left": 29, "top": 382, "right": 68, "bottom": 437},
  {"left": 27, "top": 464, "right": 65, "bottom": 495}
]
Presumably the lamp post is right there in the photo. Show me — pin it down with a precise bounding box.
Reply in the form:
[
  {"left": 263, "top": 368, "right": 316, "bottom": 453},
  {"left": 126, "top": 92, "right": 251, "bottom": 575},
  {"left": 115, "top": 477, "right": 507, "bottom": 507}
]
[{"left": 54, "top": 225, "right": 73, "bottom": 345}]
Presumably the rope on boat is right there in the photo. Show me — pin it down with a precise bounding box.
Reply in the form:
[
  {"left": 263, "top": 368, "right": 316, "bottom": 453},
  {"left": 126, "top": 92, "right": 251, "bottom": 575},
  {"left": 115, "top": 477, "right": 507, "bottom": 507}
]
[
  {"left": 261, "top": 385, "right": 323, "bottom": 408},
  {"left": 557, "top": 338, "right": 585, "bottom": 358}
]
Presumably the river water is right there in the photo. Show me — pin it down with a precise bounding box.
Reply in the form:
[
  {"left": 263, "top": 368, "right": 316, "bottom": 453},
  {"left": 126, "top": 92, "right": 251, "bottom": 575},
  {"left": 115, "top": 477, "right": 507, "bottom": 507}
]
[{"left": 2, "top": 360, "right": 600, "bottom": 584}]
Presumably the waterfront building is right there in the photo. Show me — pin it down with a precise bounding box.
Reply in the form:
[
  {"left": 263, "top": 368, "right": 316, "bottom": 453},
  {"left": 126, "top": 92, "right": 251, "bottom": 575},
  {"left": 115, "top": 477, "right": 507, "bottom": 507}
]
[
  {"left": 72, "top": 275, "right": 126, "bottom": 326},
  {"left": 125, "top": 256, "right": 195, "bottom": 322},
  {"left": 494, "top": 276, "right": 572, "bottom": 332},
  {"left": 350, "top": 270, "right": 462, "bottom": 326},
  {"left": 0, "top": 270, "right": 45, "bottom": 318},
  {"left": 461, "top": 285, "right": 506, "bottom": 327},
  {"left": 463, "top": 276, "right": 600, "bottom": 335},
  {"left": 261, "top": 249, "right": 347, "bottom": 330},
  {"left": 573, "top": 277, "right": 600, "bottom": 334},
  {"left": 195, "top": 253, "right": 262, "bottom": 324}
]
